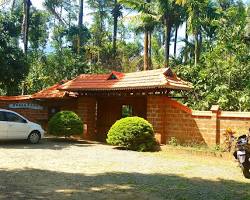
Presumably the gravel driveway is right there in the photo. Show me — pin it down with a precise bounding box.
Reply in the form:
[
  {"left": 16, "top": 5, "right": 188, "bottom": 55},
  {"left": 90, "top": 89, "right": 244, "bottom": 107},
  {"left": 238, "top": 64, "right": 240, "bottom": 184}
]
[{"left": 0, "top": 138, "right": 250, "bottom": 200}]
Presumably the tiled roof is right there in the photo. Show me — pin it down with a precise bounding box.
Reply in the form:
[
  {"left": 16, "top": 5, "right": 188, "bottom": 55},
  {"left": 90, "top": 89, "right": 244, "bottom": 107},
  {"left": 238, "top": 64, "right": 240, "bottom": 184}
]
[
  {"left": 0, "top": 95, "right": 31, "bottom": 101},
  {"left": 31, "top": 81, "right": 77, "bottom": 99},
  {"left": 31, "top": 83, "right": 66, "bottom": 99},
  {"left": 59, "top": 68, "right": 192, "bottom": 91}
]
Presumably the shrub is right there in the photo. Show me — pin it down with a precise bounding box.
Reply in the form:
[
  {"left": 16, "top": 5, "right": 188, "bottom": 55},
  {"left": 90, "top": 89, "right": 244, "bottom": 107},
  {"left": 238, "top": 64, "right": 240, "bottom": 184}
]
[
  {"left": 48, "top": 111, "right": 83, "bottom": 137},
  {"left": 168, "top": 137, "right": 179, "bottom": 146},
  {"left": 106, "top": 116, "right": 157, "bottom": 151}
]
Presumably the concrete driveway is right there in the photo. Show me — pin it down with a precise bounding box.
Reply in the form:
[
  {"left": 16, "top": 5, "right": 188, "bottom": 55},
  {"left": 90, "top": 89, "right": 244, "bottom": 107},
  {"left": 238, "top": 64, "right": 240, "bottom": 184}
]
[{"left": 0, "top": 138, "right": 249, "bottom": 200}]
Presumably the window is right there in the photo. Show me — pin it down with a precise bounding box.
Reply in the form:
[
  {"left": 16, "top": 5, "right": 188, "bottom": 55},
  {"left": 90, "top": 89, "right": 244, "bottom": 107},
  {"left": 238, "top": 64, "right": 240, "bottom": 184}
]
[
  {"left": 5, "top": 112, "right": 26, "bottom": 123},
  {"left": 0, "top": 111, "right": 5, "bottom": 121},
  {"left": 122, "top": 105, "right": 133, "bottom": 118},
  {"left": 107, "top": 73, "right": 118, "bottom": 80}
]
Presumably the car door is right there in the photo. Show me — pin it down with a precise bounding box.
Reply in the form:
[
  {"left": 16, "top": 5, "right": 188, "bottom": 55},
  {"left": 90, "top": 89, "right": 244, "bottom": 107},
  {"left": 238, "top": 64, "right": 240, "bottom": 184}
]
[
  {"left": 0, "top": 111, "right": 8, "bottom": 139},
  {"left": 4, "top": 111, "right": 29, "bottom": 139}
]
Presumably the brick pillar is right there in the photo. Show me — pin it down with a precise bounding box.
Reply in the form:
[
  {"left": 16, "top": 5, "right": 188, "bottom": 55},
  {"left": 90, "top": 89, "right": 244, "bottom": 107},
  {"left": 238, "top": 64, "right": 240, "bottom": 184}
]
[
  {"left": 147, "top": 96, "right": 166, "bottom": 144},
  {"left": 76, "top": 96, "right": 97, "bottom": 140},
  {"left": 210, "top": 105, "right": 220, "bottom": 145}
]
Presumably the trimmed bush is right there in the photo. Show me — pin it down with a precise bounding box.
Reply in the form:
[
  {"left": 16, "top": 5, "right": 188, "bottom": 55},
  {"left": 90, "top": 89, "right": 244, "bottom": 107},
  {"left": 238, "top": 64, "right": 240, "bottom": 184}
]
[
  {"left": 48, "top": 111, "right": 83, "bottom": 137},
  {"left": 106, "top": 117, "right": 157, "bottom": 151}
]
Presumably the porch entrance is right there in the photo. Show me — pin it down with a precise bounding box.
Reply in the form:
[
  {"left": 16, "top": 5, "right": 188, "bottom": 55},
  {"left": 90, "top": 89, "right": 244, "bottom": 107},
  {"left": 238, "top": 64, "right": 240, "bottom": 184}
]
[{"left": 96, "top": 96, "right": 147, "bottom": 142}]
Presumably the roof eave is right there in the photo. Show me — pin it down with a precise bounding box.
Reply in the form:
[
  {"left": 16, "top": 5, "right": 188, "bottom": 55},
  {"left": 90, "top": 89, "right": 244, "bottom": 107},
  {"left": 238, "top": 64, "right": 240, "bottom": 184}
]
[{"left": 58, "top": 85, "right": 192, "bottom": 92}]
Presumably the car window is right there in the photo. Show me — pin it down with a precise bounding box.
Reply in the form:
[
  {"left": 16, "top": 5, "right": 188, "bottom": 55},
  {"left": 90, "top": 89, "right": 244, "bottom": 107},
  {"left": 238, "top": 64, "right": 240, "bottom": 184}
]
[
  {"left": 0, "top": 111, "right": 5, "bottom": 121},
  {"left": 5, "top": 112, "right": 26, "bottom": 123}
]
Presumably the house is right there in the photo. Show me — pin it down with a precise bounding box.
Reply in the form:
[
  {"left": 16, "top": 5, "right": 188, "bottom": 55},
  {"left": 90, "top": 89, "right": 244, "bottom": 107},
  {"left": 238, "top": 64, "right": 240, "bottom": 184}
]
[
  {"left": 1, "top": 68, "right": 248, "bottom": 146},
  {"left": 0, "top": 68, "right": 192, "bottom": 144}
]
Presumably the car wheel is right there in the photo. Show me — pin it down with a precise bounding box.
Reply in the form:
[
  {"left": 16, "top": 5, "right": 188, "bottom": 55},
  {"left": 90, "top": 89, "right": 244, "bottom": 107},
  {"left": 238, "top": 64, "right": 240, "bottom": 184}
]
[{"left": 28, "top": 131, "right": 41, "bottom": 144}]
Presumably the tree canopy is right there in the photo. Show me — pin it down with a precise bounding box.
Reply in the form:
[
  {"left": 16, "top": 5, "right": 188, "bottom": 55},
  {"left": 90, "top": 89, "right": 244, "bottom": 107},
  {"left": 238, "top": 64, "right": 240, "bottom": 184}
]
[{"left": 0, "top": 0, "right": 249, "bottom": 110}]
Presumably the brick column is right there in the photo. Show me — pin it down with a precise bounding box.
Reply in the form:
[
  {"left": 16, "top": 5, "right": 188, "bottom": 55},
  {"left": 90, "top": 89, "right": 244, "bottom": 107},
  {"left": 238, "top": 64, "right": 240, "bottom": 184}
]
[
  {"left": 210, "top": 105, "right": 220, "bottom": 145},
  {"left": 147, "top": 96, "right": 166, "bottom": 144},
  {"left": 76, "top": 96, "right": 97, "bottom": 140}
]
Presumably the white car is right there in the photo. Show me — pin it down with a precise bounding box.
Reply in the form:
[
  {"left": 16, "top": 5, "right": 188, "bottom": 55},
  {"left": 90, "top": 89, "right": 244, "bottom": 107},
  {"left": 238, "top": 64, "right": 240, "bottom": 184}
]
[{"left": 0, "top": 109, "right": 45, "bottom": 144}]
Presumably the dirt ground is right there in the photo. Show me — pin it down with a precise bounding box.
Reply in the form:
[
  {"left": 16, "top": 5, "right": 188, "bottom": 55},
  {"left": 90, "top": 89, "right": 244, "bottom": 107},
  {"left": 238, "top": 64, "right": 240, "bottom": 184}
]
[{"left": 0, "top": 138, "right": 250, "bottom": 200}]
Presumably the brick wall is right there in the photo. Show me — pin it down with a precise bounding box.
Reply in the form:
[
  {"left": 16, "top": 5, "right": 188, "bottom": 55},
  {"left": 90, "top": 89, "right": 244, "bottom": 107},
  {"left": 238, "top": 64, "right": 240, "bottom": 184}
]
[
  {"left": 0, "top": 100, "right": 48, "bottom": 129},
  {"left": 76, "top": 96, "right": 97, "bottom": 140},
  {"left": 147, "top": 96, "right": 250, "bottom": 146}
]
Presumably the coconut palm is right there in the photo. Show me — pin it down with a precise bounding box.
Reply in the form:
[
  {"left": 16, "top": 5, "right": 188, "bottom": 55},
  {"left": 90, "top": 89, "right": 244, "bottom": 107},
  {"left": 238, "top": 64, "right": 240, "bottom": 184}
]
[
  {"left": 119, "top": 0, "right": 157, "bottom": 70},
  {"left": 22, "top": 0, "right": 32, "bottom": 55},
  {"left": 176, "top": 0, "right": 208, "bottom": 66},
  {"left": 111, "top": 0, "right": 123, "bottom": 53}
]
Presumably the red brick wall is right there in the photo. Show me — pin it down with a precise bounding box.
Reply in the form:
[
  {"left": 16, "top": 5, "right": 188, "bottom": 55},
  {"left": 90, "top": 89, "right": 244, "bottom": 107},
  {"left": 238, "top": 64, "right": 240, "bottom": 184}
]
[
  {"left": 147, "top": 96, "right": 250, "bottom": 146},
  {"left": 1, "top": 96, "right": 249, "bottom": 146},
  {"left": 0, "top": 100, "right": 48, "bottom": 129},
  {"left": 218, "top": 112, "right": 250, "bottom": 144},
  {"left": 147, "top": 96, "right": 166, "bottom": 143}
]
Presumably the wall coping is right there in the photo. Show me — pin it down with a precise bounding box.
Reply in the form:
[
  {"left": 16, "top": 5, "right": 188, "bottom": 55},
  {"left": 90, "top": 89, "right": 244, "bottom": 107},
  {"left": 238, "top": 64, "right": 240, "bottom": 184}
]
[
  {"left": 166, "top": 100, "right": 250, "bottom": 120},
  {"left": 219, "top": 111, "right": 250, "bottom": 119},
  {"left": 192, "top": 110, "right": 212, "bottom": 117},
  {"left": 166, "top": 97, "right": 192, "bottom": 114}
]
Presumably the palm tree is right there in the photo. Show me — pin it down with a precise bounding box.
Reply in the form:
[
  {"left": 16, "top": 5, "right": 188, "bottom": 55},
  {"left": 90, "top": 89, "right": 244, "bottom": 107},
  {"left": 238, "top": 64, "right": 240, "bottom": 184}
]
[
  {"left": 22, "top": 0, "right": 32, "bottom": 55},
  {"left": 157, "top": 0, "right": 186, "bottom": 67},
  {"left": 78, "top": 0, "right": 84, "bottom": 54},
  {"left": 245, "top": 6, "right": 250, "bottom": 41},
  {"left": 172, "top": 3, "right": 186, "bottom": 58},
  {"left": 119, "top": 0, "right": 157, "bottom": 70},
  {"left": 111, "top": 0, "right": 122, "bottom": 54},
  {"left": 176, "top": 0, "right": 208, "bottom": 66}
]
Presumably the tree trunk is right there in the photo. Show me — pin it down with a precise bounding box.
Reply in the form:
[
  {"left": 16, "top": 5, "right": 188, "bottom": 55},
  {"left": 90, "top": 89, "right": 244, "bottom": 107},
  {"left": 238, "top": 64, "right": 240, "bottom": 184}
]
[
  {"left": 77, "top": 0, "right": 84, "bottom": 54},
  {"left": 149, "top": 31, "right": 152, "bottom": 70},
  {"left": 184, "top": 21, "right": 188, "bottom": 63},
  {"left": 174, "top": 26, "right": 178, "bottom": 58},
  {"left": 22, "top": 0, "right": 31, "bottom": 55},
  {"left": 112, "top": 0, "right": 118, "bottom": 54},
  {"left": 164, "top": 18, "right": 171, "bottom": 68},
  {"left": 194, "top": 32, "right": 199, "bottom": 67},
  {"left": 144, "top": 31, "right": 149, "bottom": 71},
  {"left": 11, "top": 0, "right": 16, "bottom": 12},
  {"left": 198, "top": 30, "right": 202, "bottom": 62}
]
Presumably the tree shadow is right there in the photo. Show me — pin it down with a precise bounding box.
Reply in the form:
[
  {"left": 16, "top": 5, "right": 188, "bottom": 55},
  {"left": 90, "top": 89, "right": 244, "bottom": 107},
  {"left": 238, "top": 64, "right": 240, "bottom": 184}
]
[
  {"left": 0, "top": 138, "right": 97, "bottom": 150},
  {"left": 0, "top": 168, "right": 249, "bottom": 200}
]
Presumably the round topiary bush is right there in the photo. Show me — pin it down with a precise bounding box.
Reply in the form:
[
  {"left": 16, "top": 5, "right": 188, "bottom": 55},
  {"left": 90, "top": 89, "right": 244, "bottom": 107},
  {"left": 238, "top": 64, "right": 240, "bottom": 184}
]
[
  {"left": 48, "top": 111, "right": 83, "bottom": 137},
  {"left": 106, "top": 117, "right": 157, "bottom": 151}
]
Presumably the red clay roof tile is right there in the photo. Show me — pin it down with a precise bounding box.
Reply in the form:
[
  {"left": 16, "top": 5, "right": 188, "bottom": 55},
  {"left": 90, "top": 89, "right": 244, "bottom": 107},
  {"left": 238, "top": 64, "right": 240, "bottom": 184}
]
[
  {"left": 59, "top": 68, "right": 192, "bottom": 91},
  {"left": 0, "top": 95, "right": 31, "bottom": 101}
]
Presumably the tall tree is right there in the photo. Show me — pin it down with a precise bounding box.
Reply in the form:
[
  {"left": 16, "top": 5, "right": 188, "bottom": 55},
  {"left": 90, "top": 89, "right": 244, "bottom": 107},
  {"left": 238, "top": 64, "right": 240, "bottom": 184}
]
[
  {"left": 78, "top": 0, "right": 84, "bottom": 54},
  {"left": 22, "top": 0, "right": 31, "bottom": 55},
  {"left": 176, "top": 0, "right": 209, "bottom": 66},
  {"left": 0, "top": 12, "right": 29, "bottom": 95},
  {"left": 119, "top": 0, "right": 156, "bottom": 70},
  {"left": 157, "top": 0, "right": 185, "bottom": 67},
  {"left": 111, "top": 0, "right": 122, "bottom": 53}
]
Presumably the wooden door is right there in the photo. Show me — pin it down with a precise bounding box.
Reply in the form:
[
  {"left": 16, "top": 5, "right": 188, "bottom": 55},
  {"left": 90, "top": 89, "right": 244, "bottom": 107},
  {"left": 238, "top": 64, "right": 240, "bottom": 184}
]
[
  {"left": 96, "top": 96, "right": 147, "bottom": 142},
  {"left": 96, "top": 98, "right": 121, "bottom": 142}
]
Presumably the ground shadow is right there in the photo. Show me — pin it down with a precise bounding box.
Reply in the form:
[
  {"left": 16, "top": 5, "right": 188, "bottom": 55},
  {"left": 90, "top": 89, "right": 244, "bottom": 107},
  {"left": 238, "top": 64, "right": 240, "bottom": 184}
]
[
  {"left": 0, "top": 168, "right": 249, "bottom": 200},
  {"left": 0, "top": 137, "right": 97, "bottom": 150}
]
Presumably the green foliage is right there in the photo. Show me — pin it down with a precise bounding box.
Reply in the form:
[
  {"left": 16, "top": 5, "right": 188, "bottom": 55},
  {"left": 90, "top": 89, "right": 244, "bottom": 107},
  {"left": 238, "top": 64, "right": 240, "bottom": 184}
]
[
  {"left": 106, "top": 117, "right": 157, "bottom": 152},
  {"left": 168, "top": 137, "right": 179, "bottom": 146},
  {"left": 0, "top": 12, "right": 29, "bottom": 95},
  {"left": 48, "top": 111, "right": 83, "bottom": 137},
  {"left": 176, "top": 2, "right": 250, "bottom": 111},
  {"left": 0, "top": 0, "right": 249, "bottom": 113},
  {"left": 29, "top": 9, "right": 50, "bottom": 50}
]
